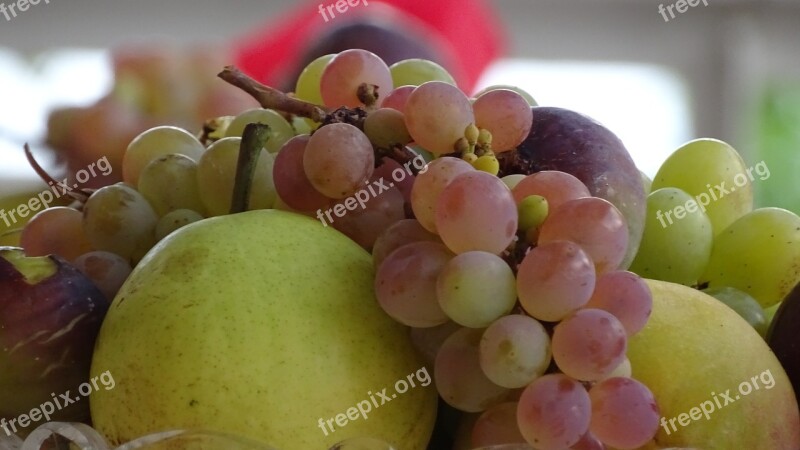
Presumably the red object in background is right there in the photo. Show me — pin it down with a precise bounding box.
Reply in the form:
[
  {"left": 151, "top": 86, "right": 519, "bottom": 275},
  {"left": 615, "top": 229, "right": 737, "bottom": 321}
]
[{"left": 234, "top": 0, "right": 505, "bottom": 94}]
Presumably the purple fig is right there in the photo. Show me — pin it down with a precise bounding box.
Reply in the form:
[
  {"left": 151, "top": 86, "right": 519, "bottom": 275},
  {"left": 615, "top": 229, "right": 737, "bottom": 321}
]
[
  {"left": 0, "top": 247, "right": 108, "bottom": 435},
  {"left": 501, "top": 107, "right": 646, "bottom": 267},
  {"left": 767, "top": 280, "right": 800, "bottom": 406}
]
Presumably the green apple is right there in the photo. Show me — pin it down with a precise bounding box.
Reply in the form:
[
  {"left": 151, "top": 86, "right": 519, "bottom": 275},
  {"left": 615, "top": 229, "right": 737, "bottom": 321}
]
[
  {"left": 629, "top": 279, "right": 800, "bottom": 449},
  {"left": 90, "top": 209, "right": 436, "bottom": 449}
]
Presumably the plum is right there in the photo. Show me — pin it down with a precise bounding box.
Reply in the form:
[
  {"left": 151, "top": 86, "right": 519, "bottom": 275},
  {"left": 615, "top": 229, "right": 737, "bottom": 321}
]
[
  {"left": 767, "top": 280, "right": 800, "bottom": 406},
  {"left": 0, "top": 248, "right": 109, "bottom": 433},
  {"left": 499, "top": 107, "right": 646, "bottom": 267}
]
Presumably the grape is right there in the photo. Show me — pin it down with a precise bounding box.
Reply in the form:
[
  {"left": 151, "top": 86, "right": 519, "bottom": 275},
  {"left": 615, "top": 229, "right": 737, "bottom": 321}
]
[
  {"left": 330, "top": 183, "right": 405, "bottom": 251},
  {"left": 584, "top": 271, "right": 652, "bottom": 337},
  {"left": 372, "top": 157, "right": 416, "bottom": 204},
  {"left": 641, "top": 170, "right": 652, "bottom": 195},
  {"left": 372, "top": 219, "right": 439, "bottom": 268},
  {"left": 73, "top": 251, "right": 133, "bottom": 300},
  {"left": 138, "top": 153, "right": 206, "bottom": 217},
  {"left": 122, "top": 126, "right": 205, "bottom": 186},
  {"left": 436, "top": 251, "right": 517, "bottom": 328},
  {"left": 272, "top": 135, "right": 330, "bottom": 212},
  {"left": 320, "top": 49, "right": 393, "bottom": 108},
  {"left": 701, "top": 207, "right": 800, "bottom": 308},
  {"left": 381, "top": 85, "right": 415, "bottom": 113},
  {"left": 471, "top": 402, "right": 526, "bottom": 447},
  {"left": 303, "top": 123, "right": 374, "bottom": 199},
  {"left": 628, "top": 187, "right": 713, "bottom": 286},
  {"left": 20, "top": 207, "right": 93, "bottom": 261},
  {"left": 601, "top": 357, "right": 632, "bottom": 380},
  {"left": 410, "top": 157, "right": 474, "bottom": 233},
  {"left": 328, "top": 437, "right": 396, "bottom": 449},
  {"left": 196, "top": 137, "right": 277, "bottom": 216},
  {"left": 409, "top": 321, "right": 461, "bottom": 366},
  {"left": 224, "top": 108, "right": 295, "bottom": 153},
  {"left": 404, "top": 81, "right": 475, "bottom": 155},
  {"left": 517, "top": 195, "right": 548, "bottom": 233},
  {"left": 551, "top": 309, "right": 627, "bottom": 381},
  {"left": 589, "top": 377, "right": 660, "bottom": 449},
  {"left": 473, "top": 89, "right": 533, "bottom": 153},
  {"left": 435, "top": 171, "right": 518, "bottom": 255},
  {"left": 570, "top": 431, "right": 605, "bottom": 450},
  {"left": 703, "top": 286, "right": 768, "bottom": 336},
  {"left": 479, "top": 315, "right": 551, "bottom": 388},
  {"left": 295, "top": 54, "right": 335, "bottom": 106},
  {"left": 435, "top": 328, "right": 510, "bottom": 412},
  {"left": 375, "top": 242, "right": 453, "bottom": 327},
  {"left": 651, "top": 138, "right": 754, "bottom": 236},
  {"left": 389, "top": 58, "right": 456, "bottom": 87},
  {"left": 516, "top": 241, "right": 595, "bottom": 322},
  {"left": 363, "top": 108, "right": 412, "bottom": 149},
  {"left": 501, "top": 174, "right": 526, "bottom": 190},
  {"left": 511, "top": 171, "right": 590, "bottom": 211},
  {"left": 473, "top": 154, "right": 500, "bottom": 176},
  {"left": 516, "top": 374, "right": 591, "bottom": 450},
  {"left": 155, "top": 209, "right": 205, "bottom": 241},
  {"left": 474, "top": 85, "right": 537, "bottom": 106},
  {"left": 82, "top": 183, "right": 159, "bottom": 263}
]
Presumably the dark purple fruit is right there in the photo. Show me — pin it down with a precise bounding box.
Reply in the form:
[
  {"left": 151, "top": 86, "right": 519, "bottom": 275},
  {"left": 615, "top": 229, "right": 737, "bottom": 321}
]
[
  {"left": 501, "top": 107, "right": 646, "bottom": 267},
  {"left": 0, "top": 247, "right": 109, "bottom": 432},
  {"left": 767, "top": 280, "right": 800, "bottom": 406}
]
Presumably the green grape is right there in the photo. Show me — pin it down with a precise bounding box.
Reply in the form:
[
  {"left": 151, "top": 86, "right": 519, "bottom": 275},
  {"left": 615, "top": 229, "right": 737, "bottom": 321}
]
[
  {"left": 703, "top": 286, "right": 768, "bottom": 337},
  {"left": 651, "top": 138, "right": 754, "bottom": 236},
  {"left": 224, "top": 108, "right": 295, "bottom": 153},
  {"left": 123, "top": 126, "right": 205, "bottom": 187},
  {"left": 197, "top": 137, "right": 277, "bottom": 216},
  {"left": 389, "top": 58, "right": 456, "bottom": 88},
  {"left": 518, "top": 195, "right": 548, "bottom": 231},
  {"left": 701, "top": 207, "right": 800, "bottom": 308},
  {"left": 294, "top": 53, "right": 335, "bottom": 105},
  {"left": 82, "top": 183, "right": 159, "bottom": 263},
  {"left": 155, "top": 209, "right": 205, "bottom": 241},
  {"left": 474, "top": 84, "right": 537, "bottom": 106},
  {"left": 290, "top": 115, "right": 314, "bottom": 135},
  {"left": 629, "top": 187, "right": 713, "bottom": 286},
  {"left": 363, "top": 108, "right": 412, "bottom": 149},
  {"left": 138, "top": 153, "right": 206, "bottom": 217}
]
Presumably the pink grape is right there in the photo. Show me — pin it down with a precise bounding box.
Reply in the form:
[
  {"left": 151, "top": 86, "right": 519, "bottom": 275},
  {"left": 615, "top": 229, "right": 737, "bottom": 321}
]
[
  {"left": 372, "top": 157, "right": 415, "bottom": 204},
  {"left": 473, "top": 89, "right": 533, "bottom": 153},
  {"left": 411, "top": 157, "right": 474, "bottom": 233},
  {"left": 303, "top": 123, "right": 374, "bottom": 199},
  {"left": 516, "top": 374, "right": 591, "bottom": 450},
  {"left": 571, "top": 431, "right": 606, "bottom": 450},
  {"left": 511, "top": 171, "right": 590, "bottom": 211},
  {"left": 516, "top": 241, "right": 596, "bottom": 322},
  {"left": 404, "top": 81, "right": 475, "bottom": 155},
  {"left": 479, "top": 315, "right": 551, "bottom": 388},
  {"left": 73, "top": 251, "right": 133, "bottom": 300},
  {"left": 273, "top": 135, "right": 330, "bottom": 211},
  {"left": 435, "top": 171, "right": 518, "bottom": 255},
  {"left": 589, "top": 377, "right": 660, "bottom": 449},
  {"left": 409, "top": 321, "right": 461, "bottom": 366},
  {"left": 551, "top": 309, "right": 627, "bottom": 381},
  {"left": 435, "top": 328, "right": 510, "bottom": 412},
  {"left": 375, "top": 242, "right": 452, "bottom": 327},
  {"left": 585, "top": 270, "right": 653, "bottom": 336},
  {"left": 471, "top": 402, "right": 526, "bottom": 447},
  {"left": 538, "top": 197, "right": 629, "bottom": 274},
  {"left": 20, "top": 207, "right": 93, "bottom": 261},
  {"left": 372, "top": 219, "right": 439, "bottom": 268},
  {"left": 330, "top": 183, "right": 405, "bottom": 251},
  {"left": 320, "top": 49, "right": 393, "bottom": 108},
  {"left": 382, "top": 85, "right": 415, "bottom": 113}
]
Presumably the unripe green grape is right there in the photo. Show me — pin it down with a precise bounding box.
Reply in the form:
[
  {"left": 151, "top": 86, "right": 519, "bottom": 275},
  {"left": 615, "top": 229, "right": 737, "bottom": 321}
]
[
  {"left": 138, "top": 154, "right": 206, "bottom": 217},
  {"left": 294, "top": 53, "right": 335, "bottom": 105},
  {"left": 224, "top": 108, "right": 295, "bottom": 153},
  {"left": 389, "top": 58, "right": 456, "bottom": 88},
  {"left": 629, "top": 187, "right": 713, "bottom": 286},
  {"left": 703, "top": 286, "right": 768, "bottom": 337},
  {"left": 701, "top": 207, "right": 800, "bottom": 308},
  {"left": 123, "top": 126, "right": 205, "bottom": 187},
  {"left": 363, "top": 108, "right": 412, "bottom": 149},
  {"left": 518, "top": 195, "right": 548, "bottom": 232},
  {"left": 155, "top": 209, "right": 205, "bottom": 241}
]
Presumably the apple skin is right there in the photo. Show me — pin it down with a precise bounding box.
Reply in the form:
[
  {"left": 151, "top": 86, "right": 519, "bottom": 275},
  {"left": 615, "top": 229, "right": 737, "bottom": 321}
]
[
  {"left": 90, "top": 209, "right": 437, "bottom": 449},
  {"left": 629, "top": 279, "right": 800, "bottom": 449},
  {"left": 0, "top": 248, "right": 109, "bottom": 427},
  {"left": 505, "top": 107, "right": 646, "bottom": 268}
]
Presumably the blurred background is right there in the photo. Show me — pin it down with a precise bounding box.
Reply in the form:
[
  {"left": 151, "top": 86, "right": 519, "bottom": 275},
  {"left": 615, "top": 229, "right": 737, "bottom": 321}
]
[{"left": 0, "top": 0, "right": 799, "bottom": 211}]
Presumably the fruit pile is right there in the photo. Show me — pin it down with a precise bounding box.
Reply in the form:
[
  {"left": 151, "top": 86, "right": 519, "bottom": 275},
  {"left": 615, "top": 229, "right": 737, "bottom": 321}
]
[{"left": 2, "top": 47, "right": 800, "bottom": 450}]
